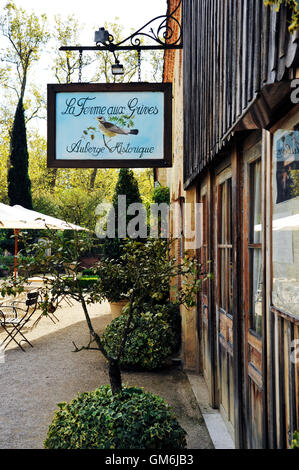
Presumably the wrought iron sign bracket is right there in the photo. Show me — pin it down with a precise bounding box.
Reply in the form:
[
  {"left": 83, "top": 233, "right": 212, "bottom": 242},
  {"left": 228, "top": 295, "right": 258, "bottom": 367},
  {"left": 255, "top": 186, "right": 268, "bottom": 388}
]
[{"left": 59, "top": 0, "right": 183, "bottom": 54}]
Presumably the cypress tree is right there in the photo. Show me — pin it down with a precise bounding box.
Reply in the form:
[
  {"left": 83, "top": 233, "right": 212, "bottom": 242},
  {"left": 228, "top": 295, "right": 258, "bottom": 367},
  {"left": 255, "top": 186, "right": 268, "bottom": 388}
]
[
  {"left": 8, "top": 99, "right": 33, "bottom": 209},
  {"left": 104, "top": 168, "right": 144, "bottom": 258}
]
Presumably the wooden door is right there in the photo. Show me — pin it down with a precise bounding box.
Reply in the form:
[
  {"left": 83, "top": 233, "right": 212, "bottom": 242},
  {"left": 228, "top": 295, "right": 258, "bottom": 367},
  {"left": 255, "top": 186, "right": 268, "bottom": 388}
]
[
  {"left": 215, "top": 167, "right": 235, "bottom": 436},
  {"left": 243, "top": 139, "right": 265, "bottom": 448}
]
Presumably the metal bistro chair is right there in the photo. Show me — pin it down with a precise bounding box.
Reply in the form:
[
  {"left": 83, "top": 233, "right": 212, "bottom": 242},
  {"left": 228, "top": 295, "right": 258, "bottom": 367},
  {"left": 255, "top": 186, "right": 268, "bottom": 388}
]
[{"left": 0, "top": 291, "right": 39, "bottom": 352}]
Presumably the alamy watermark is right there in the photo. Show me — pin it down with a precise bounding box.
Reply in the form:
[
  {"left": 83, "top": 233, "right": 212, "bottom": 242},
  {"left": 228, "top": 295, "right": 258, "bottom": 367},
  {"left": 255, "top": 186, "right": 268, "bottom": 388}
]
[
  {"left": 95, "top": 196, "right": 203, "bottom": 250},
  {"left": 0, "top": 343, "right": 5, "bottom": 364},
  {"left": 290, "top": 79, "right": 299, "bottom": 104},
  {"left": 291, "top": 340, "right": 299, "bottom": 365}
]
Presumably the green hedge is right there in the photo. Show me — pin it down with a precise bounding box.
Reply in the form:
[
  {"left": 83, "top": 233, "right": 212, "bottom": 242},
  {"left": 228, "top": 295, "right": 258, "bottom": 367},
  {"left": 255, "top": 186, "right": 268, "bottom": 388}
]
[
  {"left": 102, "top": 303, "right": 181, "bottom": 370},
  {"left": 0, "top": 255, "right": 15, "bottom": 267},
  {"left": 78, "top": 276, "right": 99, "bottom": 288},
  {"left": 62, "top": 275, "right": 99, "bottom": 289},
  {"left": 44, "top": 385, "right": 186, "bottom": 449}
]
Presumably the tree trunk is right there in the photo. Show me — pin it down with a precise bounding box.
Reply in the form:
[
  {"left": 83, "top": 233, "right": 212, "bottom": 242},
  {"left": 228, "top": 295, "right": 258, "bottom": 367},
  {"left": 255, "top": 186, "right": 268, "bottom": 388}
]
[
  {"left": 108, "top": 359, "right": 122, "bottom": 395},
  {"left": 89, "top": 168, "right": 97, "bottom": 190},
  {"left": 49, "top": 168, "right": 57, "bottom": 192},
  {"left": 79, "top": 293, "right": 123, "bottom": 395}
]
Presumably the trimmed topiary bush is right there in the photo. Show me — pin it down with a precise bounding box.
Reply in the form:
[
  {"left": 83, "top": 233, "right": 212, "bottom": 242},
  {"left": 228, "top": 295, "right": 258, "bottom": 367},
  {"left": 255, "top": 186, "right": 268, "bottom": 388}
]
[
  {"left": 44, "top": 386, "right": 186, "bottom": 449},
  {"left": 102, "top": 303, "right": 181, "bottom": 371}
]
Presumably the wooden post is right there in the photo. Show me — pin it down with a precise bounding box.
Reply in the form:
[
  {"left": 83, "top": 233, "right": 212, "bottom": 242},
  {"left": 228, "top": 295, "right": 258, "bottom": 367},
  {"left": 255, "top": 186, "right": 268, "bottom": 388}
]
[{"left": 232, "top": 143, "right": 245, "bottom": 448}]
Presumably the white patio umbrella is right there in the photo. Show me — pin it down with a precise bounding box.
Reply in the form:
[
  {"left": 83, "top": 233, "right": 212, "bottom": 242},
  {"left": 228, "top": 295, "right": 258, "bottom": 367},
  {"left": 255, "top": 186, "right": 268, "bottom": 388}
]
[{"left": 0, "top": 203, "right": 88, "bottom": 277}]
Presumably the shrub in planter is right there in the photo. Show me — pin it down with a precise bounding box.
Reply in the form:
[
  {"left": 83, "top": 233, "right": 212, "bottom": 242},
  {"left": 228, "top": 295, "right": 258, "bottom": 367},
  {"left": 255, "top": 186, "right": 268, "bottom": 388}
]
[
  {"left": 44, "top": 385, "right": 186, "bottom": 449},
  {"left": 96, "top": 252, "right": 133, "bottom": 303},
  {"left": 102, "top": 303, "right": 181, "bottom": 370}
]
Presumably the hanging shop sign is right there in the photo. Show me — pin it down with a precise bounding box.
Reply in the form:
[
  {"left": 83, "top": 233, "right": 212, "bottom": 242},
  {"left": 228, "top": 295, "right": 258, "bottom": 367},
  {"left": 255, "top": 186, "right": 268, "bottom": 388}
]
[{"left": 47, "top": 83, "right": 172, "bottom": 168}]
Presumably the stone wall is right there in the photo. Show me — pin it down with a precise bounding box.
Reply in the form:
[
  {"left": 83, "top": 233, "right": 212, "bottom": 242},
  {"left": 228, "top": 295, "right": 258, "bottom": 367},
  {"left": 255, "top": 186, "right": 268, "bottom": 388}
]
[{"left": 157, "top": 0, "right": 200, "bottom": 371}]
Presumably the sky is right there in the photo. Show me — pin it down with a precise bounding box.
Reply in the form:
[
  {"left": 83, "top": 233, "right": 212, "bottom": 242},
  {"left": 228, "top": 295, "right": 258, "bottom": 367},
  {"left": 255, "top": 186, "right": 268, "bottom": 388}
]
[
  {"left": 1, "top": 0, "right": 168, "bottom": 134},
  {"left": 11, "top": 0, "right": 168, "bottom": 44}
]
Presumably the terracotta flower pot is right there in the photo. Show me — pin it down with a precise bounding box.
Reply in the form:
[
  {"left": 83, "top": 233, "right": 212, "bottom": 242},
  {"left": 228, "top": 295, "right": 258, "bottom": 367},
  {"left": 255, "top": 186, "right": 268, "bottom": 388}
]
[{"left": 109, "top": 300, "right": 128, "bottom": 319}]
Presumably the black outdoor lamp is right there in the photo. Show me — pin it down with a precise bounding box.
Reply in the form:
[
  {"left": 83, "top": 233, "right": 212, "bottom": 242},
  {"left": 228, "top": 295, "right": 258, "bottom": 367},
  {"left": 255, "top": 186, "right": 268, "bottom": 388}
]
[
  {"left": 94, "top": 28, "right": 124, "bottom": 76},
  {"left": 111, "top": 57, "right": 124, "bottom": 76}
]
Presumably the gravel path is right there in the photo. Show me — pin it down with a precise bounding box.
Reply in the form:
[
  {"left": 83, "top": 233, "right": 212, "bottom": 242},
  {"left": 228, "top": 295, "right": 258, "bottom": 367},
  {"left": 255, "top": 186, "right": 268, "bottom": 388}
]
[{"left": 0, "top": 300, "right": 213, "bottom": 449}]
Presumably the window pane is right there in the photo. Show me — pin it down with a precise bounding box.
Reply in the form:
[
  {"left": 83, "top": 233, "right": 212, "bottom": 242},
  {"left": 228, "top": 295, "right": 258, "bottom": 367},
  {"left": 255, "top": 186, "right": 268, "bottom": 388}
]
[
  {"left": 272, "top": 130, "right": 299, "bottom": 317},
  {"left": 228, "top": 248, "right": 233, "bottom": 315},
  {"left": 227, "top": 179, "right": 233, "bottom": 244},
  {"left": 201, "top": 195, "right": 208, "bottom": 295},
  {"left": 220, "top": 249, "right": 226, "bottom": 309},
  {"left": 219, "top": 184, "right": 226, "bottom": 244},
  {"left": 250, "top": 160, "right": 262, "bottom": 244},
  {"left": 249, "top": 159, "right": 262, "bottom": 334},
  {"left": 250, "top": 248, "right": 263, "bottom": 335}
]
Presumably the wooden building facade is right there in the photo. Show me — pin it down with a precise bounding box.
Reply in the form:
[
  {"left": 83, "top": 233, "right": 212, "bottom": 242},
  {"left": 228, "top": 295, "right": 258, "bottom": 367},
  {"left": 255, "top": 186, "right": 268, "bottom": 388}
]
[{"left": 159, "top": 0, "right": 299, "bottom": 448}]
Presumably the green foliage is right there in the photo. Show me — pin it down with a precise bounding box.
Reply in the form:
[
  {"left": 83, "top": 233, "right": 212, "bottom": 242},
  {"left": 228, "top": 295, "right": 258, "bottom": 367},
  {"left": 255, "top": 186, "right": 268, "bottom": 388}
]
[
  {"left": 44, "top": 385, "right": 186, "bottom": 449},
  {"left": 56, "top": 187, "right": 105, "bottom": 230},
  {"left": 95, "top": 243, "right": 133, "bottom": 302},
  {"left": 81, "top": 268, "right": 97, "bottom": 276},
  {"left": 0, "top": 1, "right": 49, "bottom": 100},
  {"left": 0, "top": 230, "right": 15, "bottom": 253},
  {"left": 152, "top": 185, "right": 170, "bottom": 205},
  {"left": 104, "top": 168, "right": 143, "bottom": 259},
  {"left": 109, "top": 114, "right": 136, "bottom": 129},
  {"left": 8, "top": 99, "right": 32, "bottom": 209},
  {"left": 97, "top": 238, "right": 204, "bottom": 307},
  {"left": 112, "top": 169, "right": 142, "bottom": 209},
  {"left": 290, "top": 169, "right": 299, "bottom": 197},
  {"left": 151, "top": 185, "right": 170, "bottom": 236},
  {"left": 0, "top": 254, "right": 14, "bottom": 276},
  {"left": 67, "top": 275, "right": 99, "bottom": 289},
  {"left": 32, "top": 193, "right": 60, "bottom": 219},
  {"left": 102, "top": 303, "right": 181, "bottom": 370},
  {"left": 134, "top": 169, "right": 154, "bottom": 205},
  {"left": 291, "top": 430, "right": 299, "bottom": 449},
  {"left": 264, "top": 0, "right": 299, "bottom": 32},
  {"left": 52, "top": 14, "right": 92, "bottom": 85},
  {"left": 0, "top": 255, "right": 15, "bottom": 267},
  {"left": 31, "top": 186, "right": 116, "bottom": 232}
]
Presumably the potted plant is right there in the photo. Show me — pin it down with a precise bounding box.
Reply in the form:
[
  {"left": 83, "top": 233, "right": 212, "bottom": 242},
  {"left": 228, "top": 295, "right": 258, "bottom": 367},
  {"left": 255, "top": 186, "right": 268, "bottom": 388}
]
[{"left": 95, "top": 255, "right": 131, "bottom": 318}]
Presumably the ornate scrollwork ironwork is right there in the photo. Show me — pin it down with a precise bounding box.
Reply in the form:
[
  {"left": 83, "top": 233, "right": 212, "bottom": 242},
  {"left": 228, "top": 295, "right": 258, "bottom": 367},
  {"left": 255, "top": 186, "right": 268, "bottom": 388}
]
[
  {"left": 95, "top": 0, "right": 182, "bottom": 51},
  {"left": 60, "top": 0, "right": 183, "bottom": 54}
]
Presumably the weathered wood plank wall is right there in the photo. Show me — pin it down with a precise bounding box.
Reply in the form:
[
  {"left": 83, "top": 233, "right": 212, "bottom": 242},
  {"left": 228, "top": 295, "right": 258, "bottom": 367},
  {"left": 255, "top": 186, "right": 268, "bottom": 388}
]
[{"left": 183, "top": 0, "right": 299, "bottom": 187}]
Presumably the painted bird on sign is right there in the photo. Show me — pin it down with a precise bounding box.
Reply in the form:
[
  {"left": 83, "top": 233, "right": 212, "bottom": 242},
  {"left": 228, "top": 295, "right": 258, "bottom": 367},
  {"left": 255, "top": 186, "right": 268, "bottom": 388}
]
[{"left": 96, "top": 116, "right": 139, "bottom": 138}]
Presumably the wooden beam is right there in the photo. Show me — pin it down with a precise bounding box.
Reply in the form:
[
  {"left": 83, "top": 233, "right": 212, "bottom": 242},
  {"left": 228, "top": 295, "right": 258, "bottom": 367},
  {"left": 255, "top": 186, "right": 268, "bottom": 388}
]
[{"left": 231, "top": 143, "right": 246, "bottom": 448}]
